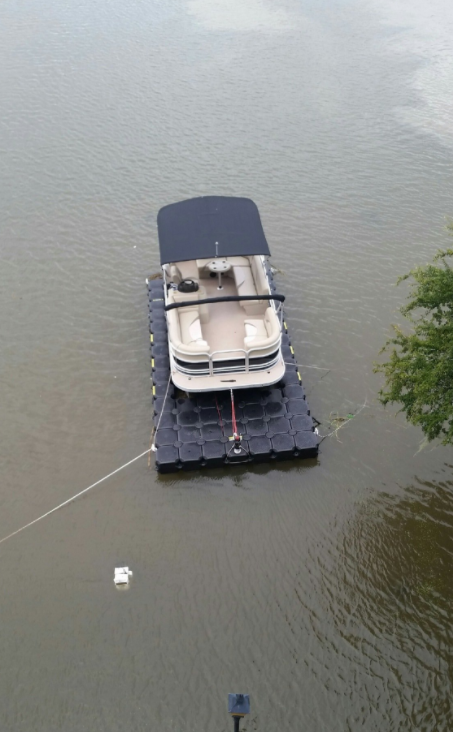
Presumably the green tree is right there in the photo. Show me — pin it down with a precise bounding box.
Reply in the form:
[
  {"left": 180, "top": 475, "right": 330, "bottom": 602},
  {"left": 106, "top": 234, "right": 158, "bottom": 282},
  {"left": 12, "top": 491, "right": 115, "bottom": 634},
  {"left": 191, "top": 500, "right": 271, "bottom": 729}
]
[{"left": 375, "top": 242, "right": 453, "bottom": 444}]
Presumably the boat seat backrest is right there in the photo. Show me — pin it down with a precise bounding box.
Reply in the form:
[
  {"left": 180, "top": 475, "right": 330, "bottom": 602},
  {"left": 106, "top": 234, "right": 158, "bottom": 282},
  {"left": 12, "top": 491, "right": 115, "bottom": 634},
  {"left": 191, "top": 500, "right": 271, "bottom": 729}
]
[
  {"left": 264, "top": 307, "right": 281, "bottom": 341},
  {"left": 243, "top": 307, "right": 281, "bottom": 355},
  {"left": 233, "top": 264, "right": 256, "bottom": 297},
  {"left": 196, "top": 258, "right": 215, "bottom": 276},
  {"left": 169, "top": 260, "right": 199, "bottom": 284},
  {"left": 178, "top": 260, "right": 199, "bottom": 281},
  {"left": 233, "top": 258, "right": 270, "bottom": 315},
  {"left": 225, "top": 256, "right": 250, "bottom": 266},
  {"left": 250, "top": 257, "right": 269, "bottom": 296},
  {"left": 167, "top": 306, "right": 182, "bottom": 344},
  {"left": 169, "top": 264, "right": 182, "bottom": 283},
  {"left": 179, "top": 310, "right": 207, "bottom": 347}
]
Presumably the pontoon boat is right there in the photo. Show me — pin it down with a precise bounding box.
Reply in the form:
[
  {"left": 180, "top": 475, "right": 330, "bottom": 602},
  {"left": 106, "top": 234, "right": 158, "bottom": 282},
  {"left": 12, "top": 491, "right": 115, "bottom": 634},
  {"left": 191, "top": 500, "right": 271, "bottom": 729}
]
[{"left": 158, "top": 196, "right": 286, "bottom": 392}]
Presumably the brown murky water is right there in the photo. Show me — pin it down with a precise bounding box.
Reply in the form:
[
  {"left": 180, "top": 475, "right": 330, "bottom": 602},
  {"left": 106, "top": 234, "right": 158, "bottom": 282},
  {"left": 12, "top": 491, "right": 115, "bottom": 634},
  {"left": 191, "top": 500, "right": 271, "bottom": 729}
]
[{"left": 1, "top": 0, "right": 452, "bottom": 729}]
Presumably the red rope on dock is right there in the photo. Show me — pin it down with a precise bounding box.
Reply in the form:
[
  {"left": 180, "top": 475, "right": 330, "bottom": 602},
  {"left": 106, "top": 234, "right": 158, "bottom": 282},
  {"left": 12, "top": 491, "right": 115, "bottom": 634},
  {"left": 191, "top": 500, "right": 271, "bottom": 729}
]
[{"left": 230, "top": 389, "right": 239, "bottom": 439}]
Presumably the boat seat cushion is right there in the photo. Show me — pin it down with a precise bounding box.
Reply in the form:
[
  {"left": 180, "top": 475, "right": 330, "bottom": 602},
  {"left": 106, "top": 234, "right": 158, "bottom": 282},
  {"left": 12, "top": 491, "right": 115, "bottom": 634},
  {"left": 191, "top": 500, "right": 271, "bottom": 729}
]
[
  {"left": 169, "top": 264, "right": 182, "bottom": 283},
  {"left": 244, "top": 319, "right": 267, "bottom": 343},
  {"left": 233, "top": 265, "right": 256, "bottom": 296},
  {"left": 244, "top": 308, "right": 281, "bottom": 350},
  {"left": 233, "top": 264, "right": 267, "bottom": 315},
  {"left": 250, "top": 256, "right": 270, "bottom": 296},
  {"left": 179, "top": 310, "right": 207, "bottom": 347},
  {"left": 167, "top": 307, "right": 209, "bottom": 355}
]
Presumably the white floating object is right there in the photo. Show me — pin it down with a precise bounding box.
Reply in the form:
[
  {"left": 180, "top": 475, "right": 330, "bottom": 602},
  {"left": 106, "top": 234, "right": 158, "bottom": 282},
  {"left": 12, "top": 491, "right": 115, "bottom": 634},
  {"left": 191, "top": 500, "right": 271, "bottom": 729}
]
[{"left": 114, "top": 567, "right": 133, "bottom": 586}]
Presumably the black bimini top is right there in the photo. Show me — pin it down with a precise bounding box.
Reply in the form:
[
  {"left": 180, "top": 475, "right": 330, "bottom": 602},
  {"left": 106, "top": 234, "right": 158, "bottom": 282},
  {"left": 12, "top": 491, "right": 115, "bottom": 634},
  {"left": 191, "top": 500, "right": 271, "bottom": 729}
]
[{"left": 157, "top": 196, "right": 271, "bottom": 265}]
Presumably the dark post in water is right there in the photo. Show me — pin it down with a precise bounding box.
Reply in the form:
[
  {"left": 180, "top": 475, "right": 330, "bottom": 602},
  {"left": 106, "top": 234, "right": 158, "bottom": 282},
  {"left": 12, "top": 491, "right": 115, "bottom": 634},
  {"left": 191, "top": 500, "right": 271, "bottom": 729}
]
[{"left": 228, "top": 693, "right": 250, "bottom": 732}]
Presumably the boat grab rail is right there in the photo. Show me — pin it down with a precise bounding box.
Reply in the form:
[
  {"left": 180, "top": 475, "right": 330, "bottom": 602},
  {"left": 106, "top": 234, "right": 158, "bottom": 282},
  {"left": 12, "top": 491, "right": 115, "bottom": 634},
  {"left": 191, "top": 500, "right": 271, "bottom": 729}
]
[
  {"left": 173, "top": 350, "right": 281, "bottom": 377},
  {"left": 170, "top": 339, "right": 282, "bottom": 376},
  {"left": 164, "top": 293, "right": 285, "bottom": 311}
]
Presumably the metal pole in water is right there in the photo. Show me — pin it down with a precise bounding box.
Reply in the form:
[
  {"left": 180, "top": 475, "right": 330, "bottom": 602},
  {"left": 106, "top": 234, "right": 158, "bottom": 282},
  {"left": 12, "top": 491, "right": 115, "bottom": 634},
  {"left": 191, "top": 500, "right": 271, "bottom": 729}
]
[{"left": 228, "top": 693, "right": 250, "bottom": 731}]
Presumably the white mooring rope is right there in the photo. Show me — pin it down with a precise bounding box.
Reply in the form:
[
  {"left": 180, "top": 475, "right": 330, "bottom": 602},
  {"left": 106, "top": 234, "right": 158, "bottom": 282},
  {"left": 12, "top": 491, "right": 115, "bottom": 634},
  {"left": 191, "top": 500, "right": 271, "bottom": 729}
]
[
  {"left": 0, "top": 447, "right": 151, "bottom": 547},
  {"left": 283, "top": 361, "right": 331, "bottom": 371}
]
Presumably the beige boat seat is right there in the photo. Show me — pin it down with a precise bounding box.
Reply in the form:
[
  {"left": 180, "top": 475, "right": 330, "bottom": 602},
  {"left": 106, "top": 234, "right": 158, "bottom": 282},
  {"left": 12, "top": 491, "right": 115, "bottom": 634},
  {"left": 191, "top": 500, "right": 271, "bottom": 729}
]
[
  {"left": 179, "top": 260, "right": 199, "bottom": 280},
  {"left": 250, "top": 256, "right": 270, "bottom": 296},
  {"left": 233, "top": 257, "right": 270, "bottom": 315},
  {"left": 166, "top": 285, "right": 211, "bottom": 358},
  {"left": 169, "top": 264, "right": 182, "bottom": 283},
  {"left": 167, "top": 305, "right": 209, "bottom": 356},
  {"left": 169, "top": 260, "right": 199, "bottom": 283},
  {"left": 233, "top": 264, "right": 256, "bottom": 297},
  {"left": 197, "top": 258, "right": 216, "bottom": 276},
  {"left": 179, "top": 309, "right": 208, "bottom": 348},
  {"left": 244, "top": 308, "right": 281, "bottom": 355},
  {"left": 168, "top": 285, "right": 209, "bottom": 323}
]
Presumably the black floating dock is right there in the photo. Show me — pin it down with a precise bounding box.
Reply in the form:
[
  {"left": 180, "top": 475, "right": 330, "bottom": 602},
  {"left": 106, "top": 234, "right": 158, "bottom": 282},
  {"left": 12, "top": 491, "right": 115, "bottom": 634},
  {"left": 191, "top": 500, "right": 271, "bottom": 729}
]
[{"left": 147, "top": 271, "right": 319, "bottom": 473}]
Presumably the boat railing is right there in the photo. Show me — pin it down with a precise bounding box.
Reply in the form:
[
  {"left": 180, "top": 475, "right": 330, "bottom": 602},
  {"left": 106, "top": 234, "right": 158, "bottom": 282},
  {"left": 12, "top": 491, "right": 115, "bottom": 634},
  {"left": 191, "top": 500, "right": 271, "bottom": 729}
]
[{"left": 169, "top": 337, "right": 282, "bottom": 377}]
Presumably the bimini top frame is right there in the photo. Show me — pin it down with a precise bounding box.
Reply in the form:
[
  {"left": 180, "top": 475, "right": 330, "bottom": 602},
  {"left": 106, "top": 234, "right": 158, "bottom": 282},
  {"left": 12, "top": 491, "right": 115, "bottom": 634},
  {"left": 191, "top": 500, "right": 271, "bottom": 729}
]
[{"left": 157, "top": 196, "right": 271, "bottom": 265}]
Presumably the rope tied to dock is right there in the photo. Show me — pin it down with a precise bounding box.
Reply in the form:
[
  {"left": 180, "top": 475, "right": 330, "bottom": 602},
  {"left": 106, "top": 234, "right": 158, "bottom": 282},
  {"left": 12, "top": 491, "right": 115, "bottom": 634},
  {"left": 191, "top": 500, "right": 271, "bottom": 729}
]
[
  {"left": 317, "top": 398, "right": 369, "bottom": 443},
  {"left": 0, "top": 447, "right": 151, "bottom": 548}
]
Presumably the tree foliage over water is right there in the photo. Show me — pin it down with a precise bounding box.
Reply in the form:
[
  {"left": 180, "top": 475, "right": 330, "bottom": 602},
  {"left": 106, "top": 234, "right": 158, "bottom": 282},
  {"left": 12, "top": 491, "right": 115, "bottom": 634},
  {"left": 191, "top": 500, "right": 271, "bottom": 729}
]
[{"left": 376, "top": 241, "right": 453, "bottom": 445}]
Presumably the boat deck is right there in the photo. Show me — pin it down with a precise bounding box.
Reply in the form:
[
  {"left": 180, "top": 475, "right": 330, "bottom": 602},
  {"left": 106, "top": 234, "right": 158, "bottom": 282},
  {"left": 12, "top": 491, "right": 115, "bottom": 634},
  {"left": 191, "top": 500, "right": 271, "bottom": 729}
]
[
  {"left": 147, "top": 269, "right": 319, "bottom": 473},
  {"left": 200, "top": 277, "right": 245, "bottom": 353}
]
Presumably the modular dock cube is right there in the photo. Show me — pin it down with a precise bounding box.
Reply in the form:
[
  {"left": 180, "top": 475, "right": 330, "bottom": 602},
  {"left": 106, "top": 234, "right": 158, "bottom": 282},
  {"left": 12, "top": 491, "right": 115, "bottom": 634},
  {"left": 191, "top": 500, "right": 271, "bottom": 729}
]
[{"left": 147, "top": 271, "right": 319, "bottom": 473}]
